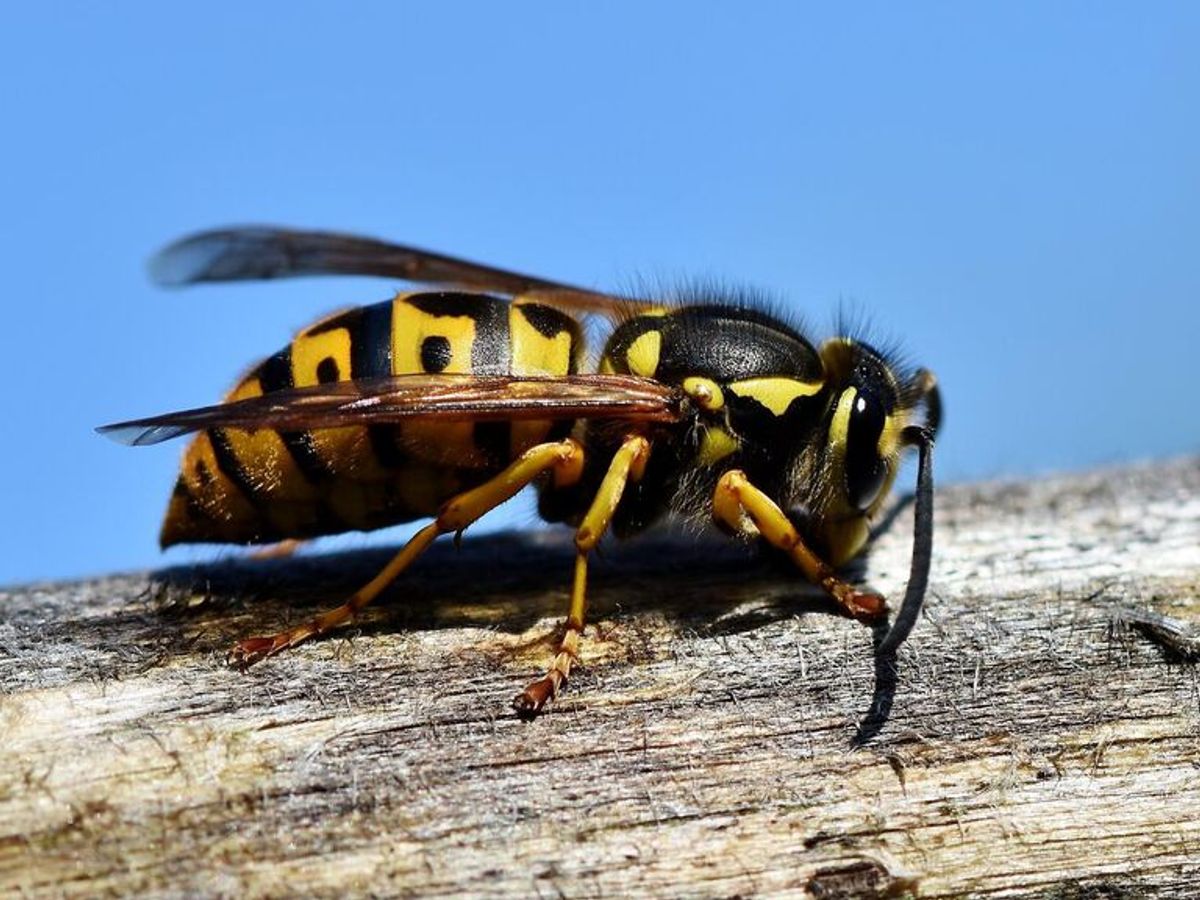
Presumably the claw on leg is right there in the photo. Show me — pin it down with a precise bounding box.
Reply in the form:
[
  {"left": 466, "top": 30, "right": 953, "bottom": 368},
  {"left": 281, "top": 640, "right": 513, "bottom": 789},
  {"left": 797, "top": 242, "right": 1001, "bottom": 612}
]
[
  {"left": 227, "top": 635, "right": 288, "bottom": 668},
  {"left": 515, "top": 435, "right": 649, "bottom": 718},
  {"left": 513, "top": 666, "right": 564, "bottom": 720},
  {"left": 823, "top": 581, "right": 886, "bottom": 621},
  {"left": 227, "top": 599, "right": 362, "bottom": 668},
  {"left": 514, "top": 627, "right": 581, "bottom": 719}
]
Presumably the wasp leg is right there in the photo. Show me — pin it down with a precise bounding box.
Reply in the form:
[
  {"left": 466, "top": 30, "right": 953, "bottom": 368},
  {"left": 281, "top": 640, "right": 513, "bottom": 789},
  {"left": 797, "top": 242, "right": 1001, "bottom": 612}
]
[
  {"left": 513, "top": 434, "right": 650, "bottom": 719},
  {"left": 712, "top": 470, "right": 884, "bottom": 620},
  {"left": 228, "top": 438, "right": 586, "bottom": 667}
]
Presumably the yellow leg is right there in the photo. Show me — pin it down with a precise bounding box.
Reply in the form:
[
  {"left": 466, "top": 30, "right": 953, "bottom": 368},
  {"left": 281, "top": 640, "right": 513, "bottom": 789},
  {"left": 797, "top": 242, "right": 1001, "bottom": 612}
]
[
  {"left": 712, "top": 470, "right": 885, "bottom": 620},
  {"left": 513, "top": 434, "right": 650, "bottom": 718},
  {"left": 228, "top": 438, "right": 585, "bottom": 667}
]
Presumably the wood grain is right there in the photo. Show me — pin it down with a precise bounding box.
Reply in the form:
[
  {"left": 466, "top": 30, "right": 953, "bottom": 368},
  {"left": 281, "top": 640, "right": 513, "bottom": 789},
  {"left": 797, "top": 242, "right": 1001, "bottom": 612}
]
[{"left": 2, "top": 458, "right": 1198, "bottom": 898}]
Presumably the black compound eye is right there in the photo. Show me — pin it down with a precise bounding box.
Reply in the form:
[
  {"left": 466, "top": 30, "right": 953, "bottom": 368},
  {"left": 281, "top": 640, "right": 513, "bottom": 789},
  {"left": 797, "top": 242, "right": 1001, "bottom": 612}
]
[{"left": 844, "top": 389, "right": 888, "bottom": 511}]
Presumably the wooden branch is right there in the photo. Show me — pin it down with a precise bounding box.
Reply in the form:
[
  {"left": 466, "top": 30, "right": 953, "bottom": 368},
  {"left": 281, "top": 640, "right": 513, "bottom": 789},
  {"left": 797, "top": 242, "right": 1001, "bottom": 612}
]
[{"left": 2, "top": 458, "right": 1198, "bottom": 897}]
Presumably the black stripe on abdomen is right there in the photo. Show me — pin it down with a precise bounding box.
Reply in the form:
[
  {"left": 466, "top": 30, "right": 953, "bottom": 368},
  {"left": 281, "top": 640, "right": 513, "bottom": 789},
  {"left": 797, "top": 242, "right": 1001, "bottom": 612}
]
[
  {"left": 352, "top": 301, "right": 394, "bottom": 379},
  {"left": 405, "top": 292, "right": 512, "bottom": 374},
  {"left": 353, "top": 301, "right": 408, "bottom": 469},
  {"left": 208, "top": 427, "right": 263, "bottom": 503},
  {"left": 257, "top": 346, "right": 336, "bottom": 483}
]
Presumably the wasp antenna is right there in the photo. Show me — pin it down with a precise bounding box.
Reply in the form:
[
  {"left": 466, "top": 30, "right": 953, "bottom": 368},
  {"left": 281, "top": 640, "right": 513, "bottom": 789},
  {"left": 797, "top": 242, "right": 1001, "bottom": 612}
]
[
  {"left": 877, "top": 426, "right": 934, "bottom": 655},
  {"left": 914, "top": 369, "right": 942, "bottom": 438}
]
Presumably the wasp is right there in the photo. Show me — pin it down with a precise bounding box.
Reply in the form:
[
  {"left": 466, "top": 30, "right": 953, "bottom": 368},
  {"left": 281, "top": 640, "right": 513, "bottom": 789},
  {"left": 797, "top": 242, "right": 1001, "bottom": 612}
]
[{"left": 101, "top": 227, "right": 940, "bottom": 717}]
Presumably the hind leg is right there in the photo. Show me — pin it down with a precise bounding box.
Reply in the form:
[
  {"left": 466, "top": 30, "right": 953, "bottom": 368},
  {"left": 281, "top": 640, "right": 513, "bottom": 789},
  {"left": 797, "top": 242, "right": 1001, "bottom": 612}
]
[{"left": 228, "top": 438, "right": 585, "bottom": 666}]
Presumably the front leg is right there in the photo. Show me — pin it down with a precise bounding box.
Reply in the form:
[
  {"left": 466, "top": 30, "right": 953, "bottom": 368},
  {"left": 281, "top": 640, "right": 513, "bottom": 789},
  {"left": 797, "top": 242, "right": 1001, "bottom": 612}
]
[{"left": 712, "top": 470, "right": 884, "bottom": 620}]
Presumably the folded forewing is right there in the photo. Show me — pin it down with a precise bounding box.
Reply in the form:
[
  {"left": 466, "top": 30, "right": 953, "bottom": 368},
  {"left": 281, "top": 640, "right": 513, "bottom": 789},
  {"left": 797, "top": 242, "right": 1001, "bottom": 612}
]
[{"left": 99, "top": 373, "right": 686, "bottom": 446}]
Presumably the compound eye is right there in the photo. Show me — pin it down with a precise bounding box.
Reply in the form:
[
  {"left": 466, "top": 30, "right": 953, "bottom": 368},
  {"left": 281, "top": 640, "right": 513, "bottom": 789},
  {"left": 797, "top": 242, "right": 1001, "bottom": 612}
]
[{"left": 844, "top": 389, "right": 888, "bottom": 511}]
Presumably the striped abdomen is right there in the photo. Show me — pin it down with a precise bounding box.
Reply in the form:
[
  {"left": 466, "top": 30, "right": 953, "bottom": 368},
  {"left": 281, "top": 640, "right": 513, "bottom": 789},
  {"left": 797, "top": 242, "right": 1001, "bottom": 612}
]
[{"left": 161, "top": 292, "right": 582, "bottom": 547}]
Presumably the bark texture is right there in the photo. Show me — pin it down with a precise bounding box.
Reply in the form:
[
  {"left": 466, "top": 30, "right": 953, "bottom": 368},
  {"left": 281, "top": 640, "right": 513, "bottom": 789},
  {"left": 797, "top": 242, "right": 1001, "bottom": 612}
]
[{"left": 2, "top": 458, "right": 1199, "bottom": 898}]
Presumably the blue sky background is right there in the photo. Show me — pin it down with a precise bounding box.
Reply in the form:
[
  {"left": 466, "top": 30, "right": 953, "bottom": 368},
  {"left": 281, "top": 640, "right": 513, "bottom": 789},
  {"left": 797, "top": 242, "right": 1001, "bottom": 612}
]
[{"left": 2, "top": 3, "right": 1197, "bottom": 584}]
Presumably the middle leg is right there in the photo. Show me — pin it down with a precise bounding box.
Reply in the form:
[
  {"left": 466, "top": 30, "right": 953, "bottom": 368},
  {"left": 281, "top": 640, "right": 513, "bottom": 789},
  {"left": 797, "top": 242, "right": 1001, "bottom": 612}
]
[{"left": 513, "top": 434, "right": 650, "bottom": 718}]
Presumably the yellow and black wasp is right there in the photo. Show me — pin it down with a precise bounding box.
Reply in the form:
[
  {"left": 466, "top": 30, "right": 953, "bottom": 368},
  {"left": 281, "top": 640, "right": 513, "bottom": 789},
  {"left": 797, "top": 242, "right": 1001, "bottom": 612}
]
[{"left": 101, "top": 227, "right": 940, "bottom": 717}]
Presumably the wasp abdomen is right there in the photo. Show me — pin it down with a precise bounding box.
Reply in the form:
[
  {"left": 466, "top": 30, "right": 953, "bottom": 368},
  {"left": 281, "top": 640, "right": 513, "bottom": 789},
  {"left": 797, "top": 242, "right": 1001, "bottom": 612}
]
[{"left": 161, "top": 293, "right": 582, "bottom": 546}]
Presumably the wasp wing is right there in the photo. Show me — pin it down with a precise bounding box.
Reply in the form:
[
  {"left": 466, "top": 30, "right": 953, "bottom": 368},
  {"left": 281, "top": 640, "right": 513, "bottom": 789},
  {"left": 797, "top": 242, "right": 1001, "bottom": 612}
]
[
  {"left": 99, "top": 374, "right": 686, "bottom": 447},
  {"left": 149, "top": 226, "right": 649, "bottom": 318}
]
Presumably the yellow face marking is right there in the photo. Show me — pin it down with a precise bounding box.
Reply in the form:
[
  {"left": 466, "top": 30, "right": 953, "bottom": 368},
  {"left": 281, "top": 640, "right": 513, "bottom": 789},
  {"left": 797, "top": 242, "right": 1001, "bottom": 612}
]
[
  {"left": 682, "top": 376, "right": 725, "bottom": 412},
  {"left": 878, "top": 411, "right": 903, "bottom": 460},
  {"left": 812, "top": 387, "right": 874, "bottom": 563},
  {"left": 624, "top": 330, "right": 662, "bottom": 378},
  {"left": 828, "top": 387, "right": 856, "bottom": 458},
  {"left": 824, "top": 386, "right": 903, "bottom": 530},
  {"left": 598, "top": 356, "right": 616, "bottom": 374},
  {"left": 697, "top": 425, "right": 739, "bottom": 466},
  {"left": 727, "top": 377, "right": 823, "bottom": 416},
  {"left": 868, "top": 409, "right": 904, "bottom": 520}
]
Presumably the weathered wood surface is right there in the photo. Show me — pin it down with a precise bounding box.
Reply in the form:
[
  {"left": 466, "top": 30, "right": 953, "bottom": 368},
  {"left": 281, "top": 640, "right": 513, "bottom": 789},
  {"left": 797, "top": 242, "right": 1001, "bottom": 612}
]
[{"left": 2, "top": 458, "right": 1199, "bottom": 898}]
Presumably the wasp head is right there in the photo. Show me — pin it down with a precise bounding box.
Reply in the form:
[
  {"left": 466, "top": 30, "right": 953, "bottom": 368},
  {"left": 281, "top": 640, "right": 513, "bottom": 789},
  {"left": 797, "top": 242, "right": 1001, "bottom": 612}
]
[{"left": 800, "top": 338, "right": 939, "bottom": 566}]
